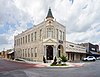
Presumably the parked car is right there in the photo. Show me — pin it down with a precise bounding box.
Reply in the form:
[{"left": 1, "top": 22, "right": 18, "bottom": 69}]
[
  {"left": 83, "top": 56, "right": 96, "bottom": 61},
  {"left": 96, "top": 57, "right": 100, "bottom": 60}
]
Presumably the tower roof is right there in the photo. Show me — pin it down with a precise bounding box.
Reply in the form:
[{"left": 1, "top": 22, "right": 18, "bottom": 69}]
[{"left": 46, "top": 8, "right": 54, "bottom": 19}]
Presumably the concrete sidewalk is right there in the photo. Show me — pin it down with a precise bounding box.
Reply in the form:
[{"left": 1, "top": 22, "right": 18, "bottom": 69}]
[
  {"left": 1, "top": 58, "right": 85, "bottom": 68},
  {"left": 23, "top": 60, "right": 85, "bottom": 68},
  {"left": 13, "top": 58, "right": 85, "bottom": 68}
]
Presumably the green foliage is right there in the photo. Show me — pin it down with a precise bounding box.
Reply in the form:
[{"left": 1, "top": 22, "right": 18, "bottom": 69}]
[
  {"left": 60, "top": 55, "right": 67, "bottom": 62},
  {"left": 50, "top": 63, "right": 68, "bottom": 66}
]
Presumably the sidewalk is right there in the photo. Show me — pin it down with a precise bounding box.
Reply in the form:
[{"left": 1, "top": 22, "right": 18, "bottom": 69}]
[
  {"left": 1, "top": 58, "right": 85, "bottom": 68},
  {"left": 20, "top": 59, "right": 85, "bottom": 68}
]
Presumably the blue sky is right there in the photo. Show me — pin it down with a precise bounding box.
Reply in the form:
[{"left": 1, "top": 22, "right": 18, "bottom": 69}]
[{"left": 0, "top": 0, "right": 100, "bottom": 51}]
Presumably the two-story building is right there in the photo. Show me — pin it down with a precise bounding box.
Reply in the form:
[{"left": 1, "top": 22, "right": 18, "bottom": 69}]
[
  {"left": 14, "top": 8, "right": 66, "bottom": 62},
  {"left": 79, "top": 43, "right": 100, "bottom": 57}
]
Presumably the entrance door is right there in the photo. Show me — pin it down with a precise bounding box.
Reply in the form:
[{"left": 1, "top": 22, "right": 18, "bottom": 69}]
[
  {"left": 58, "top": 45, "right": 64, "bottom": 57},
  {"left": 46, "top": 46, "right": 53, "bottom": 60}
]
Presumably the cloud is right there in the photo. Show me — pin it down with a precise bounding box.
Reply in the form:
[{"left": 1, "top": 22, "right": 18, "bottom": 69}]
[
  {"left": 0, "top": 0, "right": 100, "bottom": 51},
  {"left": 0, "top": 34, "right": 8, "bottom": 44},
  {"left": 67, "top": 23, "right": 100, "bottom": 45},
  {"left": 0, "top": 0, "right": 33, "bottom": 51}
]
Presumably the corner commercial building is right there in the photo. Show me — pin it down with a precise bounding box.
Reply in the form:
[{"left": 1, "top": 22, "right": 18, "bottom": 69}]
[
  {"left": 14, "top": 9, "right": 66, "bottom": 62},
  {"left": 14, "top": 9, "right": 86, "bottom": 62}
]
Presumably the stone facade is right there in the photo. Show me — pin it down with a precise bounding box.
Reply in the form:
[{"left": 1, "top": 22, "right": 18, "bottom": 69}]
[{"left": 14, "top": 8, "right": 66, "bottom": 62}]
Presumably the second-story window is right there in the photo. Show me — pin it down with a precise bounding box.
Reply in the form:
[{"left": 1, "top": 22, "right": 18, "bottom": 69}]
[
  {"left": 14, "top": 40, "right": 16, "bottom": 46},
  {"left": 60, "top": 30, "right": 62, "bottom": 40},
  {"left": 58, "top": 30, "right": 62, "bottom": 40},
  {"left": 23, "top": 37, "right": 24, "bottom": 44},
  {"left": 18, "top": 39, "right": 20, "bottom": 45},
  {"left": 25, "top": 36, "right": 27, "bottom": 43},
  {"left": 63, "top": 32, "right": 64, "bottom": 40},
  {"left": 17, "top": 39, "right": 18, "bottom": 46},
  {"left": 28, "top": 34, "right": 30, "bottom": 42},
  {"left": 35, "top": 32, "right": 36, "bottom": 40},
  {"left": 21, "top": 38, "right": 22, "bottom": 45},
  {"left": 47, "top": 28, "right": 53, "bottom": 38},
  {"left": 19, "top": 39, "right": 21, "bottom": 45},
  {"left": 31, "top": 33, "right": 33, "bottom": 42},
  {"left": 56, "top": 29, "right": 58, "bottom": 40},
  {"left": 40, "top": 29, "right": 42, "bottom": 40}
]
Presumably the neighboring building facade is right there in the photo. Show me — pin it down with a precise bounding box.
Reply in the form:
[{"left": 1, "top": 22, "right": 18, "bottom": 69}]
[
  {"left": 14, "top": 9, "right": 66, "bottom": 62},
  {"left": 1, "top": 51, "right": 5, "bottom": 58},
  {"left": 0, "top": 49, "right": 14, "bottom": 59},
  {"left": 66, "top": 41, "right": 86, "bottom": 61},
  {"left": 7, "top": 50, "right": 14, "bottom": 60},
  {"left": 79, "top": 43, "right": 100, "bottom": 57},
  {"left": 0, "top": 52, "right": 1, "bottom": 57}
]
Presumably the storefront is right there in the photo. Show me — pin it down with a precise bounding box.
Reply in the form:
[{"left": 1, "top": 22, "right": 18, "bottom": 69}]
[
  {"left": 66, "top": 41, "right": 86, "bottom": 61},
  {"left": 66, "top": 52, "right": 86, "bottom": 61}
]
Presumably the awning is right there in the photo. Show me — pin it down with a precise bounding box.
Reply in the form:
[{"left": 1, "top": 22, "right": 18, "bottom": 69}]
[
  {"left": 90, "top": 51, "right": 100, "bottom": 55},
  {"left": 66, "top": 50, "right": 86, "bottom": 54},
  {"left": 8, "top": 50, "right": 14, "bottom": 54}
]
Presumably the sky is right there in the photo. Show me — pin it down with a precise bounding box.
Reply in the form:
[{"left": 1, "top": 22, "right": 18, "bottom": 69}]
[{"left": 0, "top": 0, "right": 100, "bottom": 51}]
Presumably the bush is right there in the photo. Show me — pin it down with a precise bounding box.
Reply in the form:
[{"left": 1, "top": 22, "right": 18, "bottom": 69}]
[{"left": 60, "top": 55, "right": 67, "bottom": 62}]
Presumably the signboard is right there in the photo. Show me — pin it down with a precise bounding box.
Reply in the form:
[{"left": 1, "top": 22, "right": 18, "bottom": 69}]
[
  {"left": 59, "top": 40, "right": 63, "bottom": 44},
  {"left": 89, "top": 43, "right": 98, "bottom": 52}
]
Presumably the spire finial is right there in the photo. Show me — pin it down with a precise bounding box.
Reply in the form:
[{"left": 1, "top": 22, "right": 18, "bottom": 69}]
[{"left": 46, "top": 8, "right": 54, "bottom": 19}]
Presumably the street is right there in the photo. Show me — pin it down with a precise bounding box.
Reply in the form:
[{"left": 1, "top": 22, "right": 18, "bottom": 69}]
[
  {"left": 0, "top": 59, "right": 40, "bottom": 72},
  {"left": 0, "top": 59, "right": 100, "bottom": 77}
]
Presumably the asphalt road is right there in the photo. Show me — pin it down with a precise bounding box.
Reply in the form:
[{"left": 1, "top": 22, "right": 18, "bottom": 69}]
[
  {"left": 0, "top": 59, "right": 38, "bottom": 72},
  {"left": 0, "top": 59, "right": 100, "bottom": 77}
]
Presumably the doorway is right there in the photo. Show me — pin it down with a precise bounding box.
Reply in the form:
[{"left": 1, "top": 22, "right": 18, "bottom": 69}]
[
  {"left": 58, "top": 45, "right": 64, "bottom": 57},
  {"left": 46, "top": 45, "right": 53, "bottom": 60}
]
